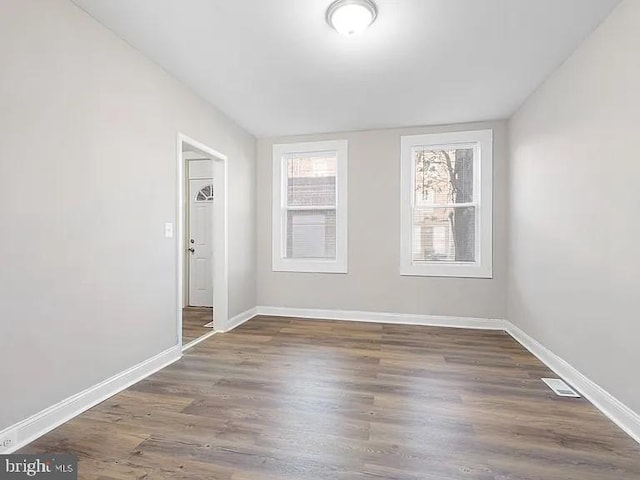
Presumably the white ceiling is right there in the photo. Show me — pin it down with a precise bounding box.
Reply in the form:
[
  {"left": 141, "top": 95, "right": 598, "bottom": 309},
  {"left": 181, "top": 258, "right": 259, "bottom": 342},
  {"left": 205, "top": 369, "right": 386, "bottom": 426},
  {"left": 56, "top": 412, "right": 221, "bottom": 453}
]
[{"left": 72, "top": 0, "right": 620, "bottom": 138}]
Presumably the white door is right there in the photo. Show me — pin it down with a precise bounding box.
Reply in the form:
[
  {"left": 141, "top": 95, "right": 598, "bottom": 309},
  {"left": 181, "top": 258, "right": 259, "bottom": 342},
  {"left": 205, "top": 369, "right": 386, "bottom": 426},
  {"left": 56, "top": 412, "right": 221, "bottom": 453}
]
[{"left": 188, "top": 179, "right": 214, "bottom": 307}]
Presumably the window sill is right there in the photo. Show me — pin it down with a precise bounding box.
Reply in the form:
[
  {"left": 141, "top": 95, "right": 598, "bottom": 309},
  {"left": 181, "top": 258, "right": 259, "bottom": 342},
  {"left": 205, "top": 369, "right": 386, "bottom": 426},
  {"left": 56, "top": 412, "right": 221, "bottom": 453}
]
[
  {"left": 400, "top": 263, "right": 492, "bottom": 279},
  {"left": 272, "top": 259, "right": 348, "bottom": 274}
]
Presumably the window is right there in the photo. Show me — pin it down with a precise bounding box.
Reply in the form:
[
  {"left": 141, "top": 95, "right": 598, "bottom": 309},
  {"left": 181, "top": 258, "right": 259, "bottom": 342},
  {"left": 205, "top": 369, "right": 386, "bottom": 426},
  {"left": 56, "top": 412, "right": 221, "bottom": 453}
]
[
  {"left": 272, "top": 140, "right": 348, "bottom": 273},
  {"left": 400, "top": 130, "right": 493, "bottom": 278},
  {"left": 195, "top": 184, "right": 214, "bottom": 202}
]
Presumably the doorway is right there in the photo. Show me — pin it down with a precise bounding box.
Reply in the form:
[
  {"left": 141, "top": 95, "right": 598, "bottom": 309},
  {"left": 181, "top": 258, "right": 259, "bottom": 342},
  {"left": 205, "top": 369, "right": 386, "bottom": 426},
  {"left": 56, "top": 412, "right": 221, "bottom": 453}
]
[{"left": 177, "top": 133, "right": 228, "bottom": 350}]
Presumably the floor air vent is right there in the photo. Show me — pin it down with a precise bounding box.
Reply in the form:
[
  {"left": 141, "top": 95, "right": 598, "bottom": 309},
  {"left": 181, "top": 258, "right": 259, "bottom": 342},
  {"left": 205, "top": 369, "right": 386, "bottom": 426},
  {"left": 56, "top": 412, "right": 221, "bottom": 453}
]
[{"left": 542, "top": 378, "right": 580, "bottom": 398}]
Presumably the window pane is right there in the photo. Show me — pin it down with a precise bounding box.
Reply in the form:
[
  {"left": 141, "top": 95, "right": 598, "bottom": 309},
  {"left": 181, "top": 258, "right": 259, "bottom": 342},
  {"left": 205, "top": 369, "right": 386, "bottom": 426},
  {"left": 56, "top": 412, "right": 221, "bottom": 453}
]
[
  {"left": 287, "top": 153, "right": 337, "bottom": 207},
  {"left": 286, "top": 209, "right": 336, "bottom": 259},
  {"left": 412, "top": 206, "right": 475, "bottom": 262},
  {"left": 413, "top": 147, "right": 474, "bottom": 205}
]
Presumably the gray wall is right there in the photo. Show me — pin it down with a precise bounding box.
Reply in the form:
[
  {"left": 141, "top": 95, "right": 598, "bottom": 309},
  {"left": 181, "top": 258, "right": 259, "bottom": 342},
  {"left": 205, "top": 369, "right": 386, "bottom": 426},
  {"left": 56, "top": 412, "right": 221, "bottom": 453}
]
[
  {"left": 508, "top": 0, "right": 639, "bottom": 413},
  {"left": 257, "top": 121, "right": 508, "bottom": 319},
  {"left": 0, "top": 0, "right": 256, "bottom": 430}
]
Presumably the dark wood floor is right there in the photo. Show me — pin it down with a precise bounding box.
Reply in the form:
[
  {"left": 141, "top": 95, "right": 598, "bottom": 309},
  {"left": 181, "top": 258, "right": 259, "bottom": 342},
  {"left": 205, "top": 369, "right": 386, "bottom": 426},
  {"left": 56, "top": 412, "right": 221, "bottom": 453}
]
[
  {"left": 21, "top": 316, "right": 640, "bottom": 479},
  {"left": 182, "top": 307, "right": 213, "bottom": 345}
]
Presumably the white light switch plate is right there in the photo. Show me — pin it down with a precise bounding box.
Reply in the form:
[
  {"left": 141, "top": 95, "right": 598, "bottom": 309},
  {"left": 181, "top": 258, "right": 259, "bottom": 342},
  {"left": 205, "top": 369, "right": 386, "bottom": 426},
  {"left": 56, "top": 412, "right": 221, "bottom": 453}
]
[{"left": 164, "top": 222, "right": 174, "bottom": 238}]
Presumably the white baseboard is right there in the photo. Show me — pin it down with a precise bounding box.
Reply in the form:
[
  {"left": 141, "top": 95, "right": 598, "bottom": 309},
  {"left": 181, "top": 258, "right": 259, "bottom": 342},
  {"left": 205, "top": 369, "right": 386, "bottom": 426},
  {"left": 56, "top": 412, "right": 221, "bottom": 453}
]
[
  {"left": 182, "top": 330, "right": 218, "bottom": 351},
  {"left": 256, "top": 306, "right": 507, "bottom": 330},
  {"left": 505, "top": 322, "right": 640, "bottom": 445},
  {"left": 1, "top": 344, "right": 182, "bottom": 454},
  {"left": 222, "top": 306, "right": 258, "bottom": 332},
  {"left": 182, "top": 307, "right": 258, "bottom": 350}
]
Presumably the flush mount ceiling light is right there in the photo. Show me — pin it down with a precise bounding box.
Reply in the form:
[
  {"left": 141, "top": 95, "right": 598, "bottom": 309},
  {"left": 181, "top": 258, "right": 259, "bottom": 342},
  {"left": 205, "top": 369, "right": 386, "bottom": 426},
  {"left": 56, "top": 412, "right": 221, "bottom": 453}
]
[{"left": 326, "top": 0, "right": 378, "bottom": 37}]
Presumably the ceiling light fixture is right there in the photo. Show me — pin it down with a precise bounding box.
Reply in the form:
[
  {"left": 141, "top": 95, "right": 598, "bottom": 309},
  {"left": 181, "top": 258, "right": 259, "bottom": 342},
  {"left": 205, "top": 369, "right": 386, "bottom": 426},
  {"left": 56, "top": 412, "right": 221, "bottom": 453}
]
[{"left": 326, "top": 0, "right": 378, "bottom": 37}]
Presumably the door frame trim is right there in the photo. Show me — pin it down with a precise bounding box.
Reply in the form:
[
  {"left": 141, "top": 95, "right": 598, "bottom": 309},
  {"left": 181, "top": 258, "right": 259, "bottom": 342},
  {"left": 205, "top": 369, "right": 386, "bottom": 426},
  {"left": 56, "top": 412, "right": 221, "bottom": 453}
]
[{"left": 177, "top": 133, "right": 229, "bottom": 346}]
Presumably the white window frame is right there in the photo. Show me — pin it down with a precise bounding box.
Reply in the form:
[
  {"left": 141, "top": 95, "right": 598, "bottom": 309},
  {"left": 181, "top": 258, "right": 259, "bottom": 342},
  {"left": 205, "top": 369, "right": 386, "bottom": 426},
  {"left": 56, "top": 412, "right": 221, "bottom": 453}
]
[
  {"left": 272, "top": 140, "right": 348, "bottom": 273},
  {"left": 400, "top": 129, "right": 493, "bottom": 278}
]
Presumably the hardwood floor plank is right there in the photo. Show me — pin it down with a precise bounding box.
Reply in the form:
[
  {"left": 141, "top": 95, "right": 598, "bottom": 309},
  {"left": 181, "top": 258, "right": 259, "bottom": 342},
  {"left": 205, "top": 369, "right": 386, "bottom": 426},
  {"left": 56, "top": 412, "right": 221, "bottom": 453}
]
[{"left": 20, "top": 315, "right": 640, "bottom": 479}]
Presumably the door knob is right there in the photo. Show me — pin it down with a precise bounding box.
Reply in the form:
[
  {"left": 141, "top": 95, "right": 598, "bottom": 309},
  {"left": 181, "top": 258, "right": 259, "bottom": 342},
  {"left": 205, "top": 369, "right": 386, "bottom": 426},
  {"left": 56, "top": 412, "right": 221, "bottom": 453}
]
[{"left": 188, "top": 247, "right": 195, "bottom": 254}]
